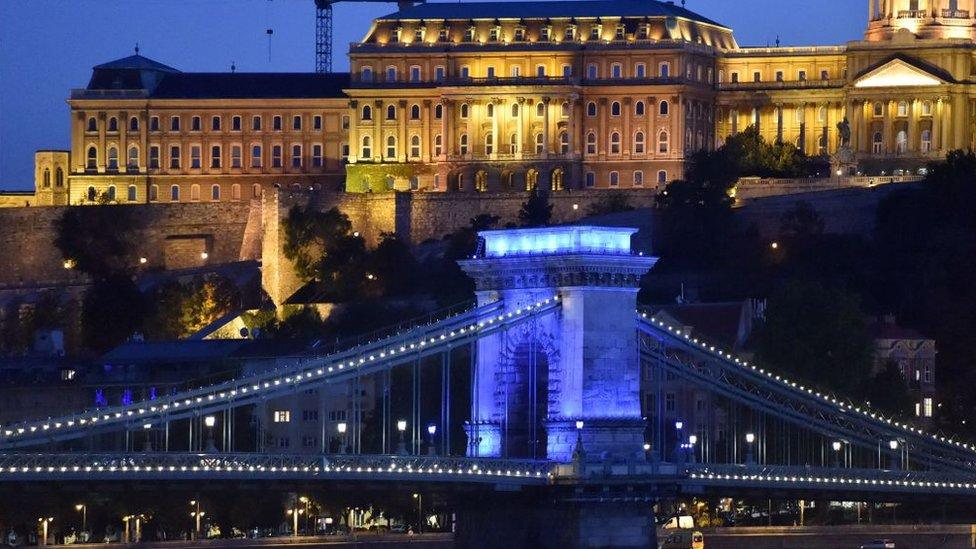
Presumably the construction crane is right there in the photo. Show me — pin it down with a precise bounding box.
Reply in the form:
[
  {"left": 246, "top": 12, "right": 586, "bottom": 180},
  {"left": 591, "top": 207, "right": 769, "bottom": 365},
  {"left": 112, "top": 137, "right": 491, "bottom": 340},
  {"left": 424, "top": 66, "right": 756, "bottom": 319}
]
[{"left": 313, "top": 0, "right": 424, "bottom": 73}]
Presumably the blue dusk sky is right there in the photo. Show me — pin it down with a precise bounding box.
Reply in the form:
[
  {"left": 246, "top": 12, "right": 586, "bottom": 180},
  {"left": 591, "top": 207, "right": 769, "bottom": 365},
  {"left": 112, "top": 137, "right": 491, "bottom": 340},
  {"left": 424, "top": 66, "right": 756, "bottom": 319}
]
[{"left": 0, "top": 0, "right": 863, "bottom": 190}]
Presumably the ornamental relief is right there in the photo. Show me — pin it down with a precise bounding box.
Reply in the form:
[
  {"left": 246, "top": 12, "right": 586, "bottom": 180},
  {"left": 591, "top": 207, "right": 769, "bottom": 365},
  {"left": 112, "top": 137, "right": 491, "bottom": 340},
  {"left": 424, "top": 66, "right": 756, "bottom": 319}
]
[{"left": 489, "top": 320, "right": 561, "bottom": 422}]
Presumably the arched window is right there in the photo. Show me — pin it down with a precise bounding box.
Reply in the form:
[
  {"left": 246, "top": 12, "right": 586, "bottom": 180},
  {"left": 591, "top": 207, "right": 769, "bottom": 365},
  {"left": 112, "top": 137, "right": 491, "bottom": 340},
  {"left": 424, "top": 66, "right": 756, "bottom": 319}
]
[
  {"left": 362, "top": 105, "right": 372, "bottom": 121},
  {"left": 87, "top": 146, "right": 97, "bottom": 169},
  {"left": 872, "top": 131, "right": 883, "bottom": 154},
  {"left": 149, "top": 184, "right": 158, "bottom": 202},
  {"left": 551, "top": 168, "right": 564, "bottom": 191},
  {"left": 434, "top": 134, "right": 443, "bottom": 156},
  {"left": 896, "top": 130, "right": 908, "bottom": 154},
  {"left": 386, "top": 105, "right": 397, "bottom": 120},
  {"left": 526, "top": 169, "right": 538, "bottom": 191},
  {"left": 410, "top": 135, "right": 421, "bottom": 158},
  {"left": 211, "top": 184, "right": 221, "bottom": 201},
  {"left": 586, "top": 102, "right": 597, "bottom": 117},
  {"left": 634, "top": 131, "right": 645, "bottom": 154},
  {"left": 361, "top": 135, "right": 372, "bottom": 158},
  {"left": 87, "top": 186, "right": 97, "bottom": 202},
  {"left": 610, "top": 101, "right": 621, "bottom": 116},
  {"left": 921, "top": 129, "right": 932, "bottom": 152},
  {"left": 127, "top": 146, "right": 139, "bottom": 169},
  {"left": 129, "top": 116, "right": 139, "bottom": 131},
  {"left": 559, "top": 131, "right": 569, "bottom": 154},
  {"left": 535, "top": 133, "right": 544, "bottom": 154},
  {"left": 105, "top": 185, "right": 116, "bottom": 202},
  {"left": 86, "top": 117, "right": 97, "bottom": 132},
  {"left": 108, "top": 117, "right": 118, "bottom": 132},
  {"left": 897, "top": 101, "right": 908, "bottom": 117},
  {"left": 511, "top": 103, "right": 519, "bottom": 117},
  {"left": 485, "top": 133, "right": 494, "bottom": 155},
  {"left": 561, "top": 102, "right": 569, "bottom": 117},
  {"left": 635, "top": 101, "right": 645, "bottom": 116},
  {"left": 586, "top": 132, "right": 597, "bottom": 154},
  {"left": 610, "top": 132, "right": 621, "bottom": 154},
  {"left": 410, "top": 104, "right": 421, "bottom": 120},
  {"left": 460, "top": 104, "right": 469, "bottom": 118},
  {"left": 459, "top": 133, "right": 469, "bottom": 155},
  {"left": 127, "top": 185, "right": 137, "bottom": 202},
  {"left": 536, "top": 102, "right": 545, "bottom": 117},
  {"left": 190, "top": 184, "right": 201, "bottom": 201},
  {"left": 509, "top": 133, "right": 518, "bottom": 154},
  {"left": 659, "top": 100, "right": 670, "bottom": 116},
  {"left": 657, "top": 170, "right": 668, "bottom": 185},
  {"left": 107, "top": 146, "right": 119, "bottom": 170},
  {"left": 232, "top": 183, "right": 241, "bottom": 201},
  {"left": 252, "top": 183, "right": 262, "bottom": 199},
  {"left": 434, "top": 104, "right": 443, "bottom": 119},
  {"left": 633, "top": 170, "right": 643, "bottom": 186},
  {"left": 42, "top": 169, "right": 51, "bottom": 188},
  {"left": 475, "top": 171, "right": 488, "bottom": 193},
  {"left": 386, "top": 135, "right": 396, "bottom": 158},
  {"left": 55, "top": 168, "right": 64, "bottom": 187},
  {"left": 487, "top": 103, "right": 494, "bottom": 118},
  {"left": 658, "top": 131, "right": 669, "bottom": 153},
  {"left": 609, "top": 171, "right": 619, "bottom": 187}
]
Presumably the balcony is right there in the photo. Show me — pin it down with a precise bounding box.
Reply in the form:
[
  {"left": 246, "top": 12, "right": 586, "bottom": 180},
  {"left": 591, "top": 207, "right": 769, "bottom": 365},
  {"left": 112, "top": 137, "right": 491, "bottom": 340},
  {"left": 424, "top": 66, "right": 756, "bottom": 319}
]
[
  {"left": 942, "top": 9, "right": 970, "bottom": 18},
  {"left": 897, "top": 9, "right": 927, "bottom": 18},
  {"left": 716, "top": 79, "right": 846, "bottom": 91},
  {"left": 70, "top": 88, "right": 148, "bottom": 100}
]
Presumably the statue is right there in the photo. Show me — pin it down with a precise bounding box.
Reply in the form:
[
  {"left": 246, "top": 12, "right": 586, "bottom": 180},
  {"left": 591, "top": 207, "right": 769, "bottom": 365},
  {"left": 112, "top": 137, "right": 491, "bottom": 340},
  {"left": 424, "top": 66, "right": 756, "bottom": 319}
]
[{"left": 837, "top": 117, "right": 852, "bottom": 147}]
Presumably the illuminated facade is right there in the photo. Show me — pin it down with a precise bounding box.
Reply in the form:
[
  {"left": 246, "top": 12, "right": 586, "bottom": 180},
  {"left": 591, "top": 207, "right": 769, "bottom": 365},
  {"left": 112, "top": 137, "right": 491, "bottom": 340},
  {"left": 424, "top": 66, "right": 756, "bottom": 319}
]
[{"left": 30, "top": 0, "right": 976, "bottom": 204}]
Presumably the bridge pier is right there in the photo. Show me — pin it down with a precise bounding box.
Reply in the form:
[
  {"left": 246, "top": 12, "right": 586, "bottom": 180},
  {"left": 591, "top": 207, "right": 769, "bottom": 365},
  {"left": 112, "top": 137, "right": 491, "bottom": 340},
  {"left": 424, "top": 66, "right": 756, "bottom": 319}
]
[{"left": 455, "top": 493, "right": 657, "bottom": 548}]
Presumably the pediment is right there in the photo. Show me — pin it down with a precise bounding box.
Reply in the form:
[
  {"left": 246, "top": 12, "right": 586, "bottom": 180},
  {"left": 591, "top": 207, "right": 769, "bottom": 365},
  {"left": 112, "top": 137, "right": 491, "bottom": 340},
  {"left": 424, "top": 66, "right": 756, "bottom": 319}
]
[{"left": 854, "top": 58, "right": 946, "bottom": 88}]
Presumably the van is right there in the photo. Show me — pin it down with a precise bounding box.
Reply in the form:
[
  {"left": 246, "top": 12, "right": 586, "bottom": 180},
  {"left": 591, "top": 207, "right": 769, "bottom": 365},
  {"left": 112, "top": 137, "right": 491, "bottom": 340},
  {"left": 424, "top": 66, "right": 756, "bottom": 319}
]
[{"left": 659, "top": 530, "right": 704, "bottom": 549}]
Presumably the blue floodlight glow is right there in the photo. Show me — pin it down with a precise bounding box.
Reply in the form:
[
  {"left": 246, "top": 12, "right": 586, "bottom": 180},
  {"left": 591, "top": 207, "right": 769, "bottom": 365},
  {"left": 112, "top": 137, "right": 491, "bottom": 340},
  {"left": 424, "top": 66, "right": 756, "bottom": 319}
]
[{"left": 480, "top": 226, "right": 637, "bottom": 258}]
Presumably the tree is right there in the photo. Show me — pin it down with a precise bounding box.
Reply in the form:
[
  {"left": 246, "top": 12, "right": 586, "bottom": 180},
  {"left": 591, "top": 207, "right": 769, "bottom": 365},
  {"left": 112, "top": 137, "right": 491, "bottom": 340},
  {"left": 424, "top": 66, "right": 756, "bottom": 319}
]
[
  {"left": 586, "top": 193, "right": 635, "bottom": 216},
  {"left": 281, "top": 205, "right": 355, "bottom": 282},
  {"left": 862, "top": 360, "right": 914, "bottom": 417},
  {"left": 364, "top": 233, "right": 419, "bottom": 297},
  {"left": 752, "top": 280, "right": 874, "bottom": 397},
  {"left": 518, "top": 189, "right": 553, "bottom": 227},
  {"left": 54, "top": 206, "right": 143, "bottom": 279},
  {"left": 144, "top": 276, "right": 240, "bottom": 340},
  {"left": 81, "top": 274, "right": 146, "bottom": 353},
  {"left": 779, "top": 201, "right": 825, "bottom": 239}
]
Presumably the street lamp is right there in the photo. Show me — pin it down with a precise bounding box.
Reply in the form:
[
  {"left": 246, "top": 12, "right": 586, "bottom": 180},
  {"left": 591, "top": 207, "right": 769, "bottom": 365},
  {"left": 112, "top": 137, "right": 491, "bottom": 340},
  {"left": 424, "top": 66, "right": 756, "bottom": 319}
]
[
  {"left": 37, "top": 517, "right": 53, "bottom": 547},
  {"left": 75, "top": 503, "right": 87, "bottom": 533},
  {"left": 688, "top": 435, "right": 698, "bottom": 464},
  {"left": 412, "top": 493, "right": 423, "bottom": 534},
  {"left": 286, "top": 506, "right": 304, "bottom": 537},
  {"left": 745, "top": 433, "right": 756, "bottom": 465},
  {"left": 204, "top": 415, "right": 217, "bottom": 452},
  {"left": 190, "top": 500, "right": 203, "bottom": 540},
  {"left": 427, "top": 423, "right": 437, "bottom": 455},
  {"left": 299, "top": 496, "right": 310, "bottom": 535},
  {"left": 397, "top": 419, "right": 408, "bottom": 455},
  {"left": 832, "top": 440, "right": 843, "bottom": 467},
  {"left": 890, "top": 439, "right": 901, "bottom": 470},
  {"left": 337, "top": 422, "right": 347, "bottom": 454}
]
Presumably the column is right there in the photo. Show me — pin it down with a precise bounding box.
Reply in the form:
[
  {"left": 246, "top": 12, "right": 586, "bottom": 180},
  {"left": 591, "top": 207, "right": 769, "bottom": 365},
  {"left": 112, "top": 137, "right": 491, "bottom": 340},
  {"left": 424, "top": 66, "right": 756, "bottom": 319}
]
[
  {"left": 857, "top": 100, "right": 869, "bottom": 153},
  {"left": 422, "top": 99, "right": 431, "bottom": 163},
  {"left": 542, "top": 96, "right": 551, "bottom": 158},
  {"left": 882, "top": 100, "right": 893, "bottom": 154},
  {"left": 952, "top": 93, "right": 965, "bottom": 150},
  {"left": 398, "top": 99, "right": 408, "bottom": 163},
  {"left": 119, "top": 110, "right": 129, "bottom": 173},
  {"left": 348, "top": 102, "right": 359, "bottom": 163},
  {"left": 622, "top": 97, "right": 632, "bottom": 159},
  {"left": 490, "top": 98, "right": 499, "bottom": 160},
  {"left": 98, "top": 112, "right": 107, "bottom": 172},
  {"left": 441, "top": 98, "right": 450, "bottom": 160},
  {"left": 569, "top": 94, "right": 579, "bottom": 158},
  {"left": 373, "top": 100, "right": 382, "bottom": 162},
  {"left": 932, "top": 97, "right": 942, "bottom": 153},
  {"left": 670, "top": 95, "right": 681, "bottom": 159},
  {"left": 599, "top": 98, "right": 608, "bottom": 159},
  {"left": 908, "top": 98, "right": 919, "bottom": 152},
  {"left": 775, "top": 104, "right": 783, "bottom": 143}
]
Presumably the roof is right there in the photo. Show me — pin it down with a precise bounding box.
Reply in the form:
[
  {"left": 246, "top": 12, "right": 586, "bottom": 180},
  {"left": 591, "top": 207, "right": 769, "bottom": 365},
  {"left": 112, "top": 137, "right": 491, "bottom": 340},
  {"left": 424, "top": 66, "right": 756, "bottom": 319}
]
[
  {"left": 869, "top": 319, "right": 931, "bottom": 341},
  {"left": 652, "top": 302, "right": 750, "bottom": 349},
  {"left": 93, "top": 54, "right": 180, "bottom": 73},
  {"left": 150, "top": 72, "right": 350, "bottom": 99},
  {"left": 379, "top": 0, "right": 726, "bottom": 27}
]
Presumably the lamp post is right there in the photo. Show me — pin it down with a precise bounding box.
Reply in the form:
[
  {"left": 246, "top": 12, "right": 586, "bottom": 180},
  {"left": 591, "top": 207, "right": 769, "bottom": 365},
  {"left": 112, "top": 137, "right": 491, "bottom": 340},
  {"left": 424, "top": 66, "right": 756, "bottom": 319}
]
[
  {"left": 337, "top": 422, "right": 347, "bottom": 454},
  {"left": 673, "top": 421, "right": 684, "bottom": 463},
  {"left": 832, "top": 440, "right": 843, "bottom": 468},
  {"left": 889, "top": 439, "right": 901, "bottom": 470},
  {"left": 397, "top": 419, "right": 408, "bottom": 455},
  {"left": 299, "top": 496, "right": 310, "bottom": 535},
  {"left": 286, "top": 506, "right": 303, "bottom": 537},
  {"left": 204, "top": 415, "right": 217, "bottom": 452},
  {"left": 37, "top": 517, "right": 53, "bottom": 546},
  {"left": 190, "top": 500, "right": 203, "bottom": 540},
  {"left": 427, "top": 423, "right": 437, "bottom": 455},
  {"left": 412, "top": 493, "right": 423, "bottom": 534},
  {"left": 745, "top": 433, "right": 756, "bottom": 465},
  {"left": 75, "top": 503, "right": 87, "bottom": 534},
  {"left": 688, "top": 434, "right": 698, "bottom": 464}
]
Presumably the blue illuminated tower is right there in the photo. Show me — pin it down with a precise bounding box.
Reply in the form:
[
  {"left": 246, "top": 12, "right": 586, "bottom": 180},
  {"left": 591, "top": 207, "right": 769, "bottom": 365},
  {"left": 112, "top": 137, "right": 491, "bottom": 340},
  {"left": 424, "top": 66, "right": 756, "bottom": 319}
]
[{"left": 460, "top": 225, "right": 657, "bottom": 462}]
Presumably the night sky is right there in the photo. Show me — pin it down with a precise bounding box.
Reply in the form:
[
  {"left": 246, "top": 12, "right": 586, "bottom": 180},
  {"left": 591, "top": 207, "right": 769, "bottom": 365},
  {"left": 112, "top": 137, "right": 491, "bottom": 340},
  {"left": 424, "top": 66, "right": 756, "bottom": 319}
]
[{"left": 0, "top": 0, "right": 862, "bottom": 190}]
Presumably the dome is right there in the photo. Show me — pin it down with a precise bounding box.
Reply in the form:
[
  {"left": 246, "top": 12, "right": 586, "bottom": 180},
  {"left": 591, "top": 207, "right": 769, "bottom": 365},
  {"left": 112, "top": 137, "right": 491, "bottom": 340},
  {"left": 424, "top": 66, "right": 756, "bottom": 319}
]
[{"left": 865, "top": 0, "right": 976, "bottom": 41}]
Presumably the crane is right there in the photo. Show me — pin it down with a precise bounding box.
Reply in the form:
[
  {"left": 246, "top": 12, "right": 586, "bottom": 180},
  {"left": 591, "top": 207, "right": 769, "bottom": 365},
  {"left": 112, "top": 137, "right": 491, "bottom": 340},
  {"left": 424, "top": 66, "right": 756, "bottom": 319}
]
[{"left": 313, "top": 0, "right": 424, "bottom": 73}]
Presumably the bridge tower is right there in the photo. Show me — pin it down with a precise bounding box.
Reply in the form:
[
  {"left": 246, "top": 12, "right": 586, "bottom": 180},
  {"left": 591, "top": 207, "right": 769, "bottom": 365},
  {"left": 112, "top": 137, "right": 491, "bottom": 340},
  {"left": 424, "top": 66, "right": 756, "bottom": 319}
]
[{"left": 460, "top": 225, "right": 657, "bottom": 462}]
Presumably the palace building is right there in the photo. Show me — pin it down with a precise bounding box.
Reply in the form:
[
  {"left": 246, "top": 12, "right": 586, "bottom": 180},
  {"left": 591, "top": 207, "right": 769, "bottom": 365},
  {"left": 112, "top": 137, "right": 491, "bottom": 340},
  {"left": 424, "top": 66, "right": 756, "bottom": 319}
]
[{"left": 30, "top": 0, "right": 976, "bottom": 205}]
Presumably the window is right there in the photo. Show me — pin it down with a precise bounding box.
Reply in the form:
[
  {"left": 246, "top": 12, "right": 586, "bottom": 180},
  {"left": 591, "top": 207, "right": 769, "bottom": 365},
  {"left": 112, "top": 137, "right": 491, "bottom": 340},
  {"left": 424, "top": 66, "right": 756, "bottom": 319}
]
[
  {"left": 361, "top": 136, "right": 372, "bottom": 158},
  {"left": 585, "top": 172, "right": 595, "bottom": 187},
  {"left": 232, "top": 115, "right": 242, "bottom": 131},
  {"left": 484, "top": 133, "right": 494, "bottom": 155},
  {"left": 665, "top": 392, "right": 675, "bottom": 412},
  {"left": 252, "top": 183, "right": 262, "bottom": 198},
  {"left": 278, "top": 437, "right": 290, "bottom": 448},
  {"left": 169, "top": 146, "right": 181, "bottom": 169},
  {"left": 273, "top": 411, "right": 291, "bottom": 423},
  {"left": 634, "top": 131, "right": 645, "bottom": 154},
  {"left": 211, "top": 116, "right": 221, "bottom": 131},
  {"left": 410, "top": 135, "right": 421, "bottom": 158},
  {"left": 509, "top": 133, "right": 518, "bottom": 154},
  {"left": 148, "top": 184, "right": 158, "bottom": 202},
  {"left": 410, "top": 66, "right": 421, "bottom": 82},
  {"left": 634, "top": 170, "right": 643, "bottom": 186},
  {"left": 386, "top": 66, "right": 397, "bottom": 81},
  {"left": 415, "top": 26, "right": 425, "bottom": 42},
  {"left": 170, "top": 185, "right": 180, "bottom": 202},
  {"left": 386, "top": 104, "right": 396, "bottom": 120},
  {"left": 460, "top": 66, "right": 470, "bottom": 78},
  {"left": 589, "top": 24, "right": 601, "bottom": 40},
  {"left": 341, "top": 115, "right": 349, "bottom": 129},
  {"left": 534, "top": 133, "right": 544, "bottom": 154},
  {"left": 874, "top": 102, "right": 884, "bottom": 117},
  {"left": 438, "top": 27, "right": 449, "bottom": 42},
  {"left": 434, "top": 104, "right": 443, "bottom": 119},
  {"left": 87, "top": 186, "right": 97, "bottom": 202},
  {"left": 127, "top": 185, "right": 137, "bottom": 202},
  {"left": 148, "top": 146, "right": 159, "bottom": 169},
  {"left": 361, "top": 66, "right": 373, "bottom": 82},
  {"left": 873, "top": 132, "right": 883, "bottom": 154},
  {"left": 561, "top": 102, "right": 569, "bottom": 117},
  {"left": 128, "top": 146, "right": 139, "bottom": 169},
  {"left": 511, "top": 103, "right": 519, "bottom": 117},
  {"left": 752, "top": 71, "right": 761, "bottom": 82},
  {"left": 86, "top": 146, "right": 98, "bottom": 169},
  {"left": 434, "top": 134, "right": 442, "bottom": 156},
  {"left": 921, "top": 129, "right": 932, "bottom": 152},
  {"left": 775, "top": 70, "right": 784, "bottom": 82},
  {"left": 586, "top": 132, "right": 597, "bottom": 154},
  {"left": 107, "top": 146, "right": 118, "bottom": 170},
  {"left": 291, "top": 144, "right": 302, "bottom": 167},
  {"left": 610, "top": 101, "right": 621, "bottom": 116},
  {"left": 362, "top": 105, "right": 372, "bottom": 121},
  {"left": 611, "top": 63, "right": 622, "bottom": 78},
  {"left": 798, "top": 70, "right": 807, "bottom": 81},
  {"left": 148, "top": 116, "right": 159, "bottom": 131},
  {"left": 86, "top": 117, "right": 97, "bottom": 132},
  {"left": 818, "top": 106, "right": 827, "bottom": 123},
  {"left": 273, "top": 115, "right": 282, "bottom": 131},
  {"left": 922, "top": 101, "right": 933, "bottom": 116},
  {"left": 658, "top": 131, "right": 669, "bottom": 153},
  {"left": 231, "top": 145, "right": 242, "bottom": 168},
  {"left": 459, "top": 133, "right": 469, "bottom": 155},
  {"left": 635, "top": 63, "right": 646, "bottom": 78},
  {"left": 609, "top": 171, "right": 619, "bottom": 187},
  {"left": 536, "top": 102, "right": 546, "bottom": 117},
  {"left": 510, "top": 65, "right": 521, "bottom": 77},
  {"left": 460, "top": 103, "right": 469, "bottom": 118},
  {"left": 272, "top": 145, "right": 282, "bottom": 167},
  {"left": 106, "top": 185, "right": 116, "bottom": 202},
  {"left": 635, "top": 101, "right": 645, "bottom": 116},
  {"left": 108, "top": 117, "right": 118, "bottom": 132},
  {"left": 252, "top": 115, "right": 262, "bottom": 131},
  {"left": 312, "top": 144, "right": 323, "bottom": 167},
  {"left": 659, "top": 62, "right": 670, "bottom": 78},
  {"left": 190, "top": 184, "right": 200, "bottom": 201},
  {"left": 610, "top": 132, "right": 621, "bottom": 154},
  {"left": 586, "top": 102, "right": 597, "bottom": 117},
  {"left": 540, "top": 26, "right": 550, "bottom": 41},
  {"left": 896, "top": 130, "right": 907, "bottom": 153},
  {"left": 170, "top": 116, "right": 181, "bottom": 131},
  {"left": 341, "top": 143, "right": 349, "bottom": 160},
  {"left": 410, "top": 104, "right": 421, "bottom": 120},
  {"left": 730, "top": 71, "right": 739, "bottom": 84},
  {"left": 210, "top": 145, "right": 221, "bottom": 168},
  {"left": 562, "top": 65, "right": 572, "bottom": 77},
  {"left": 897, "top": 101, "right": 908, "bottom": 117},
  {"left": 302, "top": 436, "right": 316, "bottom": 448},
  {"left": 211, "top": 184, "right": 221, "bottom": 201},
  {"left": 564, "top": 25, "right": 575, "bottom": 41},
  {"left": 513, "top": 26, "right": 524, "bottom": 41},
  {"left": 559, "top": 131, "right": 569, "bottom": 154},
  {"left": 190, "top": 145, "right": 202, "bottom": 169},
  {"left": 385, "top": 136, "right": 396, "bottom": 158},
  {"left": 923, "top": 397, "right": 933, "bottom": 418},
  {"left": 659, "top": 100, "right": 670, "bottom": 116},
  {"left": 293, "top": 115, "right": 302, "bottom": 130},
  {"left": 435, "top": 66, "right": 445, "bottom": 81},
  {"left": 587, "top": 64, "right": 598, "bottom": 79},
  {"left": 820, "top": 69, "right": 829, "bottom": 80}
]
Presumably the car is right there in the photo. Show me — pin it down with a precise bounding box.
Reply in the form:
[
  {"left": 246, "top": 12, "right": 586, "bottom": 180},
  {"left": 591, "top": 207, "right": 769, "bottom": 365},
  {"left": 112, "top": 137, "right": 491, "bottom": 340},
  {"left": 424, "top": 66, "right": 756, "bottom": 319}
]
[
  {"left": 859, "top": 540, "right": 896, "bottom": 549},
  {"left": 659, "top": 530, "right": 705, "bottom": 549}
]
